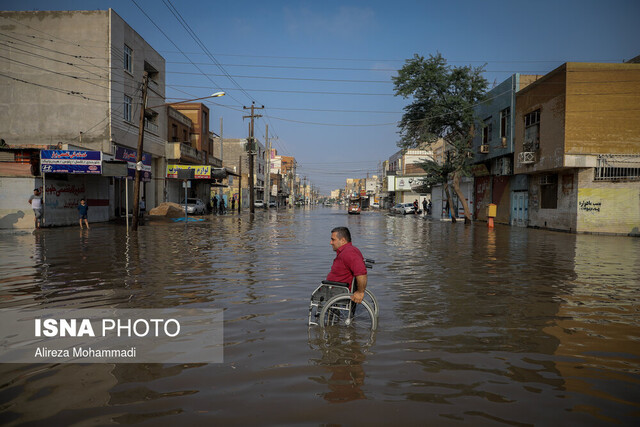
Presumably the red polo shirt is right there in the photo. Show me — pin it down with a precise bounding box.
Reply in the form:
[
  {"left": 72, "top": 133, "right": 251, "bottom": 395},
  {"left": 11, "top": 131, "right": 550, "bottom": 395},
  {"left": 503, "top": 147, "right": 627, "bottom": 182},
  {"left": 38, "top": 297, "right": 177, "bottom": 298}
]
[{"left": 327, "top": 242, "right": 367, "bottom": 289}]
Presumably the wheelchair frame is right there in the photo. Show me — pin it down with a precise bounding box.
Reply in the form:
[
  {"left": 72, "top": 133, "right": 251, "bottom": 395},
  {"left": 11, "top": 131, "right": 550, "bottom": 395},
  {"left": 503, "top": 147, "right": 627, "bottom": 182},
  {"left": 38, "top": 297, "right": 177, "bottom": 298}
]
[{"left": 308, "top": 258, "right": 378, "bottom": 330}]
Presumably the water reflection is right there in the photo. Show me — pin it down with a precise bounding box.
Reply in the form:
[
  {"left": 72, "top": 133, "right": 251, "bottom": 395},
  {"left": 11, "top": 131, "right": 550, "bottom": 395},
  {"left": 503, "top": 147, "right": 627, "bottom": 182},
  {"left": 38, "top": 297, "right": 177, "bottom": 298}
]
[
  {"left": 0, "top": 208, "right": 638, "bottom": 425},
  {"left": 308, "top": 328, "right": 374, "bottom": 403}
]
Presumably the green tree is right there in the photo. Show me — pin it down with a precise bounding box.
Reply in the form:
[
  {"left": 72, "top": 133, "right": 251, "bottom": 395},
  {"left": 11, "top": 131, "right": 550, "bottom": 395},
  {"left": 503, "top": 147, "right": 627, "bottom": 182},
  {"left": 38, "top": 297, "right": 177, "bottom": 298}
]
[{"left": 393, "top": 53, "right": 488, "bottom": 223}]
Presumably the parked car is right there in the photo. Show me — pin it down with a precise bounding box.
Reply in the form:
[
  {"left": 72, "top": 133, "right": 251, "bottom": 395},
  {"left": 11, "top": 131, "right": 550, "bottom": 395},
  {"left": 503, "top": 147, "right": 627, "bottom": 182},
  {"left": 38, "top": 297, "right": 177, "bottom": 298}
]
[
  {"left": 268, "top": 201, "right": 277, "bottom": 208},
  {"left": 371, "top": 202, "right": 380, "bottom": 209},
  {"left": 391, "top": 202, "right": 415, "bottom": 215},
  {"left": 254, "top": 200, "right": 265, "bottom": 208},
  {"left": 181, "top": 198, "right": 206, "bottom": 215}
]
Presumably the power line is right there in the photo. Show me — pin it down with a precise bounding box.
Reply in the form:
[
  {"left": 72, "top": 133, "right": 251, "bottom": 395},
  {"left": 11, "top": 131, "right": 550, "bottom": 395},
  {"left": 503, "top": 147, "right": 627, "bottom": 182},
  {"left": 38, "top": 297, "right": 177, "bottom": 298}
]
[
  {"left": 161, "top": 0, "right": 253, "bottom": 104},
  {"left": 130, "top": 0, "right": 230, "bottom": 103}
]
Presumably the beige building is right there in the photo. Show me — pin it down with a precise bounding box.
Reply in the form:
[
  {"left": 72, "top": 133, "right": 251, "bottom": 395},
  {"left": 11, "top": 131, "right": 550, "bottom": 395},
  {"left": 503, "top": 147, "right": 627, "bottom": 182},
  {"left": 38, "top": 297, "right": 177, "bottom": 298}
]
[{"left": 514, "top": 62, "right": 640, "bottom": 235}]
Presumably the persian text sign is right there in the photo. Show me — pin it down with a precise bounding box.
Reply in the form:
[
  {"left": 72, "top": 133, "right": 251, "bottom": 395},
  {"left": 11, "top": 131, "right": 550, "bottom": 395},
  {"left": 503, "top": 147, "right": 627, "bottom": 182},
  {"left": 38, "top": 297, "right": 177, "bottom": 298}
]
[
  {"left": 40, "top": 150, "right": 102, "bottom": 174},
  {"left": 0, "top": 308, "right": 223, "bottom": 363},
  {"left": 115, "top": 146, "right": 152, "bottom": 181},
  {"left": 167, "top": 164, "right": 211, "bottom": 179}
]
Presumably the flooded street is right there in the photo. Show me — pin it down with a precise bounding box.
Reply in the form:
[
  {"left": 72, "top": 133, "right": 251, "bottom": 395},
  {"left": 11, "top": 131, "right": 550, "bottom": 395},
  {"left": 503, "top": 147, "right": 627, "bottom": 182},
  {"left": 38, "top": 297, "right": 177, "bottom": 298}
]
[{"left": 1, "top": 207, "right": 639, "bottom": 425}]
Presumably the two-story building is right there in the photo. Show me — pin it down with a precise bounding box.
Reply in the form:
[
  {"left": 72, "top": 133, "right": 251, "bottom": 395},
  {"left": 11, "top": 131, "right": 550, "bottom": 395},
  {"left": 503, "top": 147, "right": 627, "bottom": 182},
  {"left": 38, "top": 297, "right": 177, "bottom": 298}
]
[
  {"left": 514, "top": 62, "right": 640, "bottom": 235},
  {"left": 386, "top": 146, "right": 434, "bottom": 211},
  {"left": 471, "top": 74, "right": 541, "bottom": 225}
]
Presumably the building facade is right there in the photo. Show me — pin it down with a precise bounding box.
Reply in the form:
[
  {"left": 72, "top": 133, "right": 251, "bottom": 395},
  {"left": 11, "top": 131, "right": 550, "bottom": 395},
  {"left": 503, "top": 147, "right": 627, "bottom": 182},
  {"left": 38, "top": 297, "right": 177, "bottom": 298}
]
[
  {"left": 471, "top": 74, "right": 541, "bottom": 225},
  {"left": 514, "top": 62, "right": 640, "bottom": 235},
  {"left": 0, "top": 9, "right": 166, "bottom": 227}
]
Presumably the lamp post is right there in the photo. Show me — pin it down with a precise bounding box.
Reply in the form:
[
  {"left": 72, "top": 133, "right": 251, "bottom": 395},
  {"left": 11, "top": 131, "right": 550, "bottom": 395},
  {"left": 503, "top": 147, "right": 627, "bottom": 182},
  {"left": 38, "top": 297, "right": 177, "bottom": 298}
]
[
  {"left": 146, "top": 91, "right": 225, "bottom": 109},
  {"left": 131, "top": 91, "right": 225, "bottom": 230}
]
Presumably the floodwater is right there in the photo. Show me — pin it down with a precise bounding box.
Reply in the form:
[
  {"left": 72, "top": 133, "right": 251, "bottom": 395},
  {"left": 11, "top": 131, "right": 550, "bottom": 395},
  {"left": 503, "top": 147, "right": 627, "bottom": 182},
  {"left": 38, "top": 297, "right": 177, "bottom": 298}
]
[{"left": 0, "top": 207, "right": 639, "bottom": 425}]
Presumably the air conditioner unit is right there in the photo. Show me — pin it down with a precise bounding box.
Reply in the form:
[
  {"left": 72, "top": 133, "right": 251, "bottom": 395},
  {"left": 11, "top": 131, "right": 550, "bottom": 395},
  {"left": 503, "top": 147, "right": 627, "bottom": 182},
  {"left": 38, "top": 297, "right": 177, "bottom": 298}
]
[
  {"left": 519, "top": 152, "right": 536, "bottom": 164},
  {"left": 480, "top": 144, "right": 489, "bottom": 154}
]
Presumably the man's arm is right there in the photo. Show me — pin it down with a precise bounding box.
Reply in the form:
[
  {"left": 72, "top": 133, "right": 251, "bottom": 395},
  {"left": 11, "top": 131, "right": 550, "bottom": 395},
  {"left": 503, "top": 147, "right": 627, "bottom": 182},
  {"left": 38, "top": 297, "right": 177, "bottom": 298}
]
[{"left": 350, "top": 274, "right": 367, "bottom": 303}]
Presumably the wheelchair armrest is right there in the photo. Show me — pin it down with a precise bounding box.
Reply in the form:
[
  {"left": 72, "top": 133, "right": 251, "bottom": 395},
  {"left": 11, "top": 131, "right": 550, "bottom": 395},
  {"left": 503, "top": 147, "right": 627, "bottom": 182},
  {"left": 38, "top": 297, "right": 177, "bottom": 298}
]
[{"left": 321, "top": 280, "right": 351, "bottom": 287}]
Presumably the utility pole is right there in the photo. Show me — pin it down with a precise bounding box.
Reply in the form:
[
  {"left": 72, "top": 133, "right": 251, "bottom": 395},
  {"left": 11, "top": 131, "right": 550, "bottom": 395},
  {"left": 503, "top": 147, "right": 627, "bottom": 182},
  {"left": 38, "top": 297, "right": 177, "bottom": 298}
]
[
  {"left": 238, "top": 155, "right": 242, "bottom": 213},
  {"left": 243, "top": 102, "right": 263, "bottom": 214},
  {"left": 132, "top": 71, "right": 149, "bottom": 231},
  {"left": 265, "top": 124, "right": 270, "bottom": 207},
  {"left": 219, "top": 117, "right": 224, "bottom": 203}
]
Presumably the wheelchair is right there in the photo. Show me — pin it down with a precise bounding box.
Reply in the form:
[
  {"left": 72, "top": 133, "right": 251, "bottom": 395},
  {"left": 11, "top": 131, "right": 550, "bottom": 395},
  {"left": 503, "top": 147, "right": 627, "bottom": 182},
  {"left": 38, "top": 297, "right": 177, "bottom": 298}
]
[{"left": 308, "top": 258, "right": 378, "bottom": 331}]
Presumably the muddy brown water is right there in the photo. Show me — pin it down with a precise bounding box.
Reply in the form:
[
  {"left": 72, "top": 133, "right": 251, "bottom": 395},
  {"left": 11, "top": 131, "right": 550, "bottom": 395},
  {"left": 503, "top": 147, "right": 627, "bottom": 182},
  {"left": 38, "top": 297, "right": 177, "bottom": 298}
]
[{"left": 1, "top": 207, "right": 638, "bottom": 425}]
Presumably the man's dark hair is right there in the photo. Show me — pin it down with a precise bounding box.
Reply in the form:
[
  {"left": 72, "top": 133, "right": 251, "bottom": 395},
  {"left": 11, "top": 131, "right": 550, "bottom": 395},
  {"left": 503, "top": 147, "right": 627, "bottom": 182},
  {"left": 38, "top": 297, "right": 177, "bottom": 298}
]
[{"left": 331, "top": 226, "right": 351, "bottom": 242}]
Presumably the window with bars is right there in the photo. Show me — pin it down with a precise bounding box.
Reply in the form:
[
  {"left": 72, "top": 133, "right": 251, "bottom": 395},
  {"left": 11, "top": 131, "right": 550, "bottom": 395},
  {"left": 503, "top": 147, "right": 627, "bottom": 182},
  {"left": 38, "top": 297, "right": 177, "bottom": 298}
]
[
  {"left": 595, "top": 155, "right": 640, "bottom": 181},
  {"left": 539, "top": 174, "right": 558, "bottom": 209}
]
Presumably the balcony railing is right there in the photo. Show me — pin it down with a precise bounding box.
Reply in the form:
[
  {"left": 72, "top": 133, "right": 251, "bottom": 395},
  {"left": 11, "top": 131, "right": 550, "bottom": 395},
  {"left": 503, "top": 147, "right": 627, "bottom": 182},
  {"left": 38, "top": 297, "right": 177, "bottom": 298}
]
[{"left": 518, "top": 151, "right": 536, "bottom": 164}]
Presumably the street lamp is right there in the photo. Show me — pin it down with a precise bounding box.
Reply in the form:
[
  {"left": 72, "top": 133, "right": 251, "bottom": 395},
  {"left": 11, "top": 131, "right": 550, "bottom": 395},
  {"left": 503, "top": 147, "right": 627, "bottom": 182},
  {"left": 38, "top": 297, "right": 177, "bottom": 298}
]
[
  {"left": 146, "top": 91, "right": 225, "bottom": 109},
  {"left": 131, "top": 89, "right": 226, "bottom": 231}
]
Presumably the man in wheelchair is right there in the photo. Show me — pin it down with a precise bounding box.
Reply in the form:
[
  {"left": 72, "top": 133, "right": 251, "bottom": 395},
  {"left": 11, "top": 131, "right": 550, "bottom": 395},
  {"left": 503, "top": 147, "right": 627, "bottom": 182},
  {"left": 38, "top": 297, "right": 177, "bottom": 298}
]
[{"left": 327, "top": 227, "right": 367, "bottom": 303}]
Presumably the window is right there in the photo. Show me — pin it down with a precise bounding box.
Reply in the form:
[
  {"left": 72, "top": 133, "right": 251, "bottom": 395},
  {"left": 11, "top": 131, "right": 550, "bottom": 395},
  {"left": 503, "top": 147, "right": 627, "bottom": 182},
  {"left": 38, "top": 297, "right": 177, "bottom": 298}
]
[
  {"left": 171, "top": 124, "right": 178, "bottom": 142},
  {"left": 144, "top": 61, "right": 159, "bottom": 83},
  {"left": 482, "top": 117, "right": 492, "bottom": 144},
  {"left": 500, "top": 107, "right": 510, "bottom": 140},
  {"left": 595, "top": 154, "right": 640, "bottom": 181},
  {"left": 201, "top": 111, "right": 208, "bottom": 134},
  {"left": 124, "top": 44, "right": 133, "bottom": 73},
  {"left": 524, "top": 109, "right": 540, "bottom": 151},
  {"left": 124, "top": 95, "right": 132, "bottom": 122},
  {"left": 144, "top": 111, "right": 158, "bottom": 133},
  {"left": 539, "top": 174, "right": 557, "bottom": 209}
]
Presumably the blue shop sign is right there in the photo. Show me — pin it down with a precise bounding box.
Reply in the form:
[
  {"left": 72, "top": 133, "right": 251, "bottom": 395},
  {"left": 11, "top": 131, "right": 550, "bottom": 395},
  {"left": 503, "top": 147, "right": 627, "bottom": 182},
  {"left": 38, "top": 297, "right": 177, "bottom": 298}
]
[
  {"left": 115, "top": 146, "right": 152, "bottom": 181},
  {"left": 40, "top": 150, "right": 102, "bottom": 174}
]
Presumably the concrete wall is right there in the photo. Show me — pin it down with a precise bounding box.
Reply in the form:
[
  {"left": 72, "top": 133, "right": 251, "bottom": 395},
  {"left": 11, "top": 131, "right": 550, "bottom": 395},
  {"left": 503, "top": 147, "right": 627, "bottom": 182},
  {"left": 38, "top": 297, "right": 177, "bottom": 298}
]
[
  {"left": 43, "top": 175, "right": 110, "bottom": 226},
  {"left": 0, "top": 177, "right": 41, "bottom": 229},
  {"left": 565, "top": 63, "right": 640, "bottom": 155},
  {"left": 0, "top": 11, "right": 111, "bottom": 147},
  {"left": 430, "top": 179, "right": 473, "bottom": 220},
  {"left": 528, "top": 171, "right": 578, "bottom": 232},
  {"left": 0, "top": 175, "right": 110, "bottom": 228},
  {"left": 576, "top": 169, "right": 640, "bottom": 235}
]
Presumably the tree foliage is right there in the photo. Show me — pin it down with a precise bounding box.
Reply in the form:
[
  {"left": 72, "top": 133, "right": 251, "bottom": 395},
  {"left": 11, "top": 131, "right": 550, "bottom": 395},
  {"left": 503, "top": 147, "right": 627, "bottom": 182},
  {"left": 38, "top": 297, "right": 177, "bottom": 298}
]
[
  {"left": 393, "top": 53, "right": 488, "bottom": 150},
  {"left": 393, "top": 53, "right": 488, "bottom": 222}
]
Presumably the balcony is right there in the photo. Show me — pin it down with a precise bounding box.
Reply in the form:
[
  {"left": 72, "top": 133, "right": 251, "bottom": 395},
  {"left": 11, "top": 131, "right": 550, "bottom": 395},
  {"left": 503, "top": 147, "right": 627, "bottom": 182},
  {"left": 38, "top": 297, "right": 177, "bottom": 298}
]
[
  {"left": 166, "top": 142, "right": 205, "bottom": 164},
  {"left": 518, "top": 151, "right": 536, "bottom": 164}
]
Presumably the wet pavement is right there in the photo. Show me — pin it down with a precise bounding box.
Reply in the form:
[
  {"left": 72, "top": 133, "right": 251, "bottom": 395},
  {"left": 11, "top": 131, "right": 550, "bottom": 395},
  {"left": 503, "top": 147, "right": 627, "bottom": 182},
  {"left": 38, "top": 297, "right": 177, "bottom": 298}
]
[{"left": 0, "top": 207, "right": 639, "bottom": 425}]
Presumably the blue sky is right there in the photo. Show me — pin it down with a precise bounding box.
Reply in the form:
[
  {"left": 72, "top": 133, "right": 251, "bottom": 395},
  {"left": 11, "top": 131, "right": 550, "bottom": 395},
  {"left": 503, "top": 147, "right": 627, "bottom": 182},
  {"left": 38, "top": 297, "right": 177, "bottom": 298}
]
[{"left": 2, "top": 0, "right": 639, "bottom": 193}]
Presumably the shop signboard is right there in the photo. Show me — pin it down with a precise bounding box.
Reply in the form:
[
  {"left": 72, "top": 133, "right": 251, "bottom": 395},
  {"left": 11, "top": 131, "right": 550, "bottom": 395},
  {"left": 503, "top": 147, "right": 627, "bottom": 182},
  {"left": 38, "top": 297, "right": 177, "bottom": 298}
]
[
  {"left": 166, "top": 165, "right": 211, "bottom": 179},
  {"left": 40, "top": 150, "right": 102, "bottom": 174},
  {"left": 115, "top": 147, "right": 152, "bottom": 182}
]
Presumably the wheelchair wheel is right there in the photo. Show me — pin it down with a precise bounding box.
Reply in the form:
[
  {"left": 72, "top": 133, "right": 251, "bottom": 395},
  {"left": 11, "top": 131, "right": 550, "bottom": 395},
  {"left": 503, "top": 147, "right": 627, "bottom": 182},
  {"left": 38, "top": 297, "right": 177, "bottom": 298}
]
[
  {"left": 319, "top": 294, "right": 377, "bottom": 331},
  {"left": 364, "top": 289, "right": 379, "bottom": 316}
]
